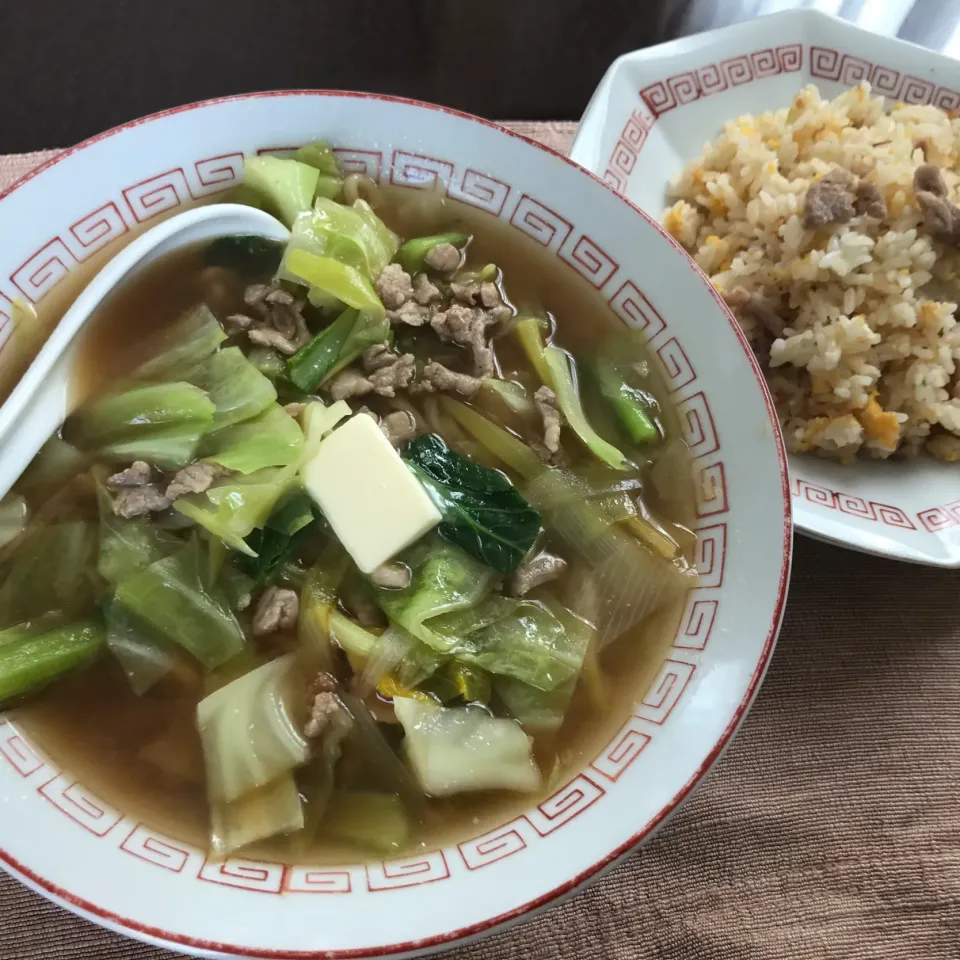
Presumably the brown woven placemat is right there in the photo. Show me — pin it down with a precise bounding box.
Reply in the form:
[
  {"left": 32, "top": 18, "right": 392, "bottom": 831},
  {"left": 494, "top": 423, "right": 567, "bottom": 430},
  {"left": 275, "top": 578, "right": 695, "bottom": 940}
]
[{"left": 2, "top": 123, "right": 959, "bottom": 960}]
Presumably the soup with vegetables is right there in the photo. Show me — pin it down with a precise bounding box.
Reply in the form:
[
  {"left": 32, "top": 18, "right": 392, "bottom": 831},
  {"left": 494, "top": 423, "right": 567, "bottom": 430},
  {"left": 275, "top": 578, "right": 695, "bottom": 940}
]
[{"left": 0, "top": 143, "right": 698, "bottom": 860}]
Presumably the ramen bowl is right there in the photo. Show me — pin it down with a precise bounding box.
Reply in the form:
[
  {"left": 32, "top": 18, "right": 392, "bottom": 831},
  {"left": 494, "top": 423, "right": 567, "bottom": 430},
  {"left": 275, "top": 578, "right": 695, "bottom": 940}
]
[
  {"left": 571, "top": 9, "right": 960, "bottom": 568},
  {"left": 0, "top": 92, "right": 790, "bottom": 958}
]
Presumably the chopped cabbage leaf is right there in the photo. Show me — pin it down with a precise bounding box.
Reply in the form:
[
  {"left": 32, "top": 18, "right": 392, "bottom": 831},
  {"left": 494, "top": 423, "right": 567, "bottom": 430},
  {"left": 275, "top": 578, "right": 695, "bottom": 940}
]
[
  {"left": 322, "top": 792, "right": 409, "bottom": 854},
  {"left": 495, "top": 676, "right": 576, "bottom": 734},
  {"left": 243, "top": 156, "right": 319, "bottom": 227},
  {"left": 203, "top": 403, "right": 304, "bottom": 474},
  {"left": 174, "top": 465, "right": 299, "bottom": 556},
  {"left": 73, "top": 382, "right": 215, "bottom": 447},
  {"left": 372, "top": 536, "right": 494, "bottom": 653},
  {"left": 394, "top": 698, "right": 540, "bottom": 796},
  {"left": 105, "top": 600, "right": 179, "bottom": 696},
  {"left": 0, "top": 522, "right": 97, "bottom": 624},
  {"left": 211, "top": 772, "right": 304, "bottom": 856},
  {"left": 293, "top": 141, "right": 343, "bottom": 178},
  {"left": 115, "top": 539, "right": 246, "bottom": 669},
  {"left": 429, "top": 596, "right": 591, "bottom": 692},
  {"left": 184, "top": 346, "right": 277, "bottom": 433},
  {"left": 197, "top": 653, "right": 310, "bottom": 803},
  {"left": 98, "top": 424, "right": 205, "bottom": 470},
  {"left": 133, "top": 304, "right": 227, "bottom": 382}
]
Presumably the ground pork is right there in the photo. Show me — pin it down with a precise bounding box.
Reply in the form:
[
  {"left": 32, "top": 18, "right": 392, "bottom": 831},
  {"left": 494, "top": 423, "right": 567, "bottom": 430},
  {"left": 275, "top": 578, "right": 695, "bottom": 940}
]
[
  {"left": 511, "top": 551, "right": 568, "bottom": 596},
  {"left": 380, "top": 410, "right": 417, "bottom": 448},
  {"left": 415, "top": 360, "right": 483, "bottom": 396},
  {"left": 534, "top": 386, "right": 563, "bottom": 453},
  {"left": 375, "top": 264, "right": 415, "bottom": 309},
  {"left": 424, "top": 242, "right": 461, "bottom": 273},
  {"left": 164, "top": 463, "right": 225, "bottom": 500},
  {"left": 252, "top": 586, "right": 299, "bottom": 636}
]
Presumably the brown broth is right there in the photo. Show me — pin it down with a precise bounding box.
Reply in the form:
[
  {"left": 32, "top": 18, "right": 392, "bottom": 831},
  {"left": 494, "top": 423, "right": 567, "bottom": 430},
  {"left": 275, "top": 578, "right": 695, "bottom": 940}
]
[{"left": 12, "top": 187, "right": 695, "bottom": 863}]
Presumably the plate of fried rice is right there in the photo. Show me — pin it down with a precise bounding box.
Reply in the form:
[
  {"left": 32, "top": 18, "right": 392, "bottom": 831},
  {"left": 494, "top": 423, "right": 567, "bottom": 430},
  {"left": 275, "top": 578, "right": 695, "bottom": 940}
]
[{"left": 572, "top": 8, "right": 960, "bottom": 566}]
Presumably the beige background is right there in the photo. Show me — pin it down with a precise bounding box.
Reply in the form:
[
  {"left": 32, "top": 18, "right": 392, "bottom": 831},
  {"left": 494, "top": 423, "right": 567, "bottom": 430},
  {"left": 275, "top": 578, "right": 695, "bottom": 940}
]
[{"left": 0, "top": 124, "right": 958, "bottom": 959}]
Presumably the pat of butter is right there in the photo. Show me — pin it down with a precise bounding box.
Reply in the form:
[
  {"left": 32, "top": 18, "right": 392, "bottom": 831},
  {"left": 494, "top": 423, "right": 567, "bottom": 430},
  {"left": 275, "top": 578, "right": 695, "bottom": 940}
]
[{"left": 302, "top": 414, "right": 441, "bottom": 573}]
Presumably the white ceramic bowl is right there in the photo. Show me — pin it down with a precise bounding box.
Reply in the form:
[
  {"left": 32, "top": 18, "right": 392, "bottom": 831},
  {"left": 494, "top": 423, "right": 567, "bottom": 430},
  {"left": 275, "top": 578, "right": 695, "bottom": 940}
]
[
  {"left": 571, "top": 9, "right": 960, "bottom": 568},
  {"left": 0, "top": 92, "right": 790, "bottom": 958}
]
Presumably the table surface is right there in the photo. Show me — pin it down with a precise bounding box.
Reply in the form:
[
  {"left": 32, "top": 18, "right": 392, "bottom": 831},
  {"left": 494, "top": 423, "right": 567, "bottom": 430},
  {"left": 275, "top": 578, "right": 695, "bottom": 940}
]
[{"left": 1, "top": 122, "right": 958, "bottom": 960}]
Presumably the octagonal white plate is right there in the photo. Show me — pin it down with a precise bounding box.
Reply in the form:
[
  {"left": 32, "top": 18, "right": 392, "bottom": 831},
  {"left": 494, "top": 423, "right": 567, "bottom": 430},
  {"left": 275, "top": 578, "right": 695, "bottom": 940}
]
[{"left": 571, "top": 8, "right": 960, "bottom": 567}]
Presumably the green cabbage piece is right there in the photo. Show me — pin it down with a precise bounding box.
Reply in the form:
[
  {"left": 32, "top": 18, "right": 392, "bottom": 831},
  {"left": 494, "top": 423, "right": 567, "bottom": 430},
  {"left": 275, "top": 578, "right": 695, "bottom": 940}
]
[
  {"left": 393, "top": 698, "right": 540, "bottom": 796},
  {"left": 114, "top": 539, "right": 246, "bottom": 669},
  {"left": 96, "top": 483, "right": 179, "bottom": 585},
  {"left": 174, "top": 466, "right": 299, "bottom": 557},
  {"left": 197, "top": 652, "right": 311, "bottom": 802},
  {"left": 105, "top": 600, "right": 179, "bottom": 696},
  {"left": 211, "top": 772, "right": 304, "bottom": 856},
  {"left": 0, "top": 522, "right": 97, "bottom": 625},
  {"left": 73, "top": 382, "right": 215, "bottom": 447},
  {"left": 279, "top": 199, "right": 398, "bottom": 283},
  {"left": 184, "top": 346, "right": 277, "bottom": 433},
  {"left": 372, "top": 536, "right": 494, "bottom": 653},
  {"left": 429, "top": 596, "right": 591, "bottom": 692},
  {"left": 322, "top": 792, "right": 409, "bottom": 854},
  {"left": 243, "top": 156, "right": 319, "bottom": 228},
  {"left": 203, "top": 403, "right": 304, "bottom": 474},
  {"left": 133, "top": 304, "right": 227, "bottom": 382},
  {"left": 293, "top": 141, "right": 342, "bottom": 178},
  {"left": 98, "top": 425, "right": 206, "bottom": 470}
]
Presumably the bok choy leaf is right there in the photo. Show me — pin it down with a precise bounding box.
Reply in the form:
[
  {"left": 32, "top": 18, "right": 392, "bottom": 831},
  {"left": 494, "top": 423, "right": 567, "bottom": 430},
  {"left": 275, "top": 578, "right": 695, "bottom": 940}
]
[{"left": 405, "top": 434, "right": 541, "bottom": 576}]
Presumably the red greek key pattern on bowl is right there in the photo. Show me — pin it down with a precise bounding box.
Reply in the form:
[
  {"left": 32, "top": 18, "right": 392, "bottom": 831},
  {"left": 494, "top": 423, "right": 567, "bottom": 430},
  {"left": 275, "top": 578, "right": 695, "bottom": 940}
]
[
  {"left": 193, "top": 153, "right": 245, "bottom": 195},
  {"left": 366, "top": 852, "right": 450, "bottom": 891},
  {"left": 66, "top": 202, "right": 129, "bottom": 260},
  {"left": 509, "top": 195, "right": 573, "bottom": 252},
  {"left": 11, "top": 239, "right": 75, "bottom": 303},
  {"left": 123, "top": 168, "right": 193, "bottom": 223},
  {"left": 285, "top": 867, "right": 352, "bottom": 894},
  {"left": 590, "top": 717, "right": 652, "bottom": 783},
  {"left": 390, "top": 149, "right": 454, "bottom": 190},
  {"left": 527, "top": 774, "right": 605, "bottom": 835},
  {"left": 791, "top": 478, "right": 918, "bottom": 530},
  {"left": 199, "top": 858, "right": 285, "bottom": 894},
  {"left": 674, "top": 596, "right": 718, "bottom": 651},
  {"left": 120, "top": 826, "right": 195, "bottom": 874},
  {"left": 0, "top": 721, "right": 45, "bottom": 777},
  {"left": 608, "top": 280, "right": 666, "bottom": 338},
  {"left": 677, "top": 391, "right": 720, "bottom": 458},
  {"left": 694, "top": 522, "right": 727, "bottom": 588},
  {"left": 449, "top": 168, "right": 510, "bottom": 217},
  {"left": 917, "top": 499, "right": 960, "bottom": 533},
  {"left": 636, "top": 659, "right": 696, "bottom": 725},
  {"left": 559, "top": 234, "right": 618, "bottom": 288},
  {"left": 333, "top": 148, "right": 383, "bottom": 180},
  {"left": 696, "top": 461, "right": 729, "bottom": 517},
  {"left": 38, "top": 775, "right": 122, "bottom": 837},
  {"left": 657, "top": 337, "right": 696, "bottom": 391},
  {"left": 810, "top": 48, "right": 939, "bottom": 105},
  {"left": 459, "top": 821, "right": 529, "bottom": 870},
  {"left": 604, "top": 44, "right": 802, "bottom": 194}
]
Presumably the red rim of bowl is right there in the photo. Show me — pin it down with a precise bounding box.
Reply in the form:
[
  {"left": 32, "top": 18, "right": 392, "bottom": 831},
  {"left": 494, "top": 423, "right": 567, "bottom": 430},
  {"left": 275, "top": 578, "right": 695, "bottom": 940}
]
[{"left": 0, "top": 89, "right": 793, "bottom": 960}]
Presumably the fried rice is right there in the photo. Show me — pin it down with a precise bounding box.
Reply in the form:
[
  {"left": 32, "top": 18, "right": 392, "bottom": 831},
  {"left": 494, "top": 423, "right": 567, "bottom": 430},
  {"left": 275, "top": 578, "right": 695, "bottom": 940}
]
[{"left": 664, "top": 83, "right": 960, "bottom": 463}]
